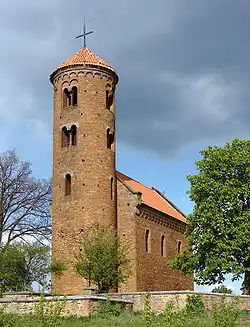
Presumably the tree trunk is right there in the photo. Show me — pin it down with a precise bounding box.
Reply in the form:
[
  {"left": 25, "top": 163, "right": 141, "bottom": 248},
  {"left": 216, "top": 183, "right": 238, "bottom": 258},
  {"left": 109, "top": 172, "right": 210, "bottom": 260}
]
[{"left": 242, "top": 270, "right": 250, "bottom": 295}]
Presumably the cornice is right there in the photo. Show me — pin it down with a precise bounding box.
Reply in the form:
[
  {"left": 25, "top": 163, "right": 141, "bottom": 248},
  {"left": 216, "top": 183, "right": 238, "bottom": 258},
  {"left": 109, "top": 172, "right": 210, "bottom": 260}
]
[
  {"left": 136, "top": 205, "right": 186, "bottom": 233},
  {"left": 50, "top": 64, "right": 118, "bottom": 85}
]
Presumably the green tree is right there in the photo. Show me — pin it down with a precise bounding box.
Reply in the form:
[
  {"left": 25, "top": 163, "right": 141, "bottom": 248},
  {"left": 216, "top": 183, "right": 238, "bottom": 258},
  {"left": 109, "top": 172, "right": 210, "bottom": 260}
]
[
  {"left": 0, "top": 244, "right": 27, "bottom": 293},
  {"left": 170, "top": 138, "right": 250, "bottom": 294},
  {"left": 0, "top": 242, "right": 51, "bottom": 293},
  {"left": 212, "top": 285, "right": 233, "bottom": 294},
  {"left": 21, "top": 242, "right": 51, "bottom": 289},
  {"left": 75, "top": 227, "right": 131, "bottom": 293}
]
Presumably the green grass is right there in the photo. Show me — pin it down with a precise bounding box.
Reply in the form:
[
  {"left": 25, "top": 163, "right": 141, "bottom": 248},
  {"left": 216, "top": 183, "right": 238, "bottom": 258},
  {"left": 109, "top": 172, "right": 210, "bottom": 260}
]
[{"left": 1, "top": 311, "right": 250, "bottom": 327}]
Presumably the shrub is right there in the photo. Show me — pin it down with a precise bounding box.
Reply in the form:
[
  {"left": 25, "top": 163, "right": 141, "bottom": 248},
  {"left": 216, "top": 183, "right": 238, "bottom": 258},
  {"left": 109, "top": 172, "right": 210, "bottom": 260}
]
[
  {"left": 33, "top": 292, "right": 66, "bottom": 327},
  {"left": 211, "top": 295, "right": 241, "bottom": 327},
  {"left": 212, "top": 285, "right": 233, "bottom": 294},
  {"left": 185, "top": 294, "right": 205, "bottom": 317},
  {"left": 95, "top": 297, "right": 124, "bottom": 318}
]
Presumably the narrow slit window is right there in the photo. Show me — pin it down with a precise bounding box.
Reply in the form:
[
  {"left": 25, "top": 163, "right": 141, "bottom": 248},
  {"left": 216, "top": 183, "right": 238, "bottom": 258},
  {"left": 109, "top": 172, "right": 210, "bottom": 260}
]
[
  {"left": 145, "top": 229, "right": 150, "bottom": 253},
  {"left": 107, "top": 129, "right": 114, "bottom": 149},
  {"left": 71, "top": 125, "right": 77, "bottom": 146},
  {"left": 106, "top": 84, "right": 114, "bottom": 110},
  {"left": 72, "top": 86, "right": 78, "bottom": 106},
  {"left": 62, "top": 127, "right": 70, "bottom": 147},
  {"left": 177, "top": 241, "right": 182, "bottom": 254},
  {"left": 111, "top": 177, "right": 114, "bottom": 200},
  {"left": 65, "top": 174, "right": 71, "bottom": 196},
  {"left": 63, "top": 88, "right": 71, "bottom": 107},
  {"left": 161, "top": 235, "right": 166, "bottom": 257}
]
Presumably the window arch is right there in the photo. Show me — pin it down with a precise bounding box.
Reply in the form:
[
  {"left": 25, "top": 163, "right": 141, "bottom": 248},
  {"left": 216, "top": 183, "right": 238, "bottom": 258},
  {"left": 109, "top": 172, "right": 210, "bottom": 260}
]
[
  {"left": 145, "top": 229, "right": 150, "bottom": 253},
  {"left": 107, "top": 128, "right": 114, "bottom": 149},
  {"left": 177, "top": 240, "right": 182, "bottom": 254},
  {"left": 63, "top": 88, "right": 71, "bottom": 107},
  {"left": 106, "top": 84, "right": 114, "bottom": 109},
  {"left": 65, "top": 174, "right": 71, "bottom": 196},
  {"left": 161, "top": 235, "right": 166, "bottom": 257},
  {"left": 71, "top": 125, "right": 77, "bottom": 146},
  {"left": 72, "top": 86, "right": 78, "bottom": 106},
  {"left": 111, "top": 177, "right": 114, "bottom": 200},
  {"left": 62, "top": 126, "right": 70, "bottom": 147}
]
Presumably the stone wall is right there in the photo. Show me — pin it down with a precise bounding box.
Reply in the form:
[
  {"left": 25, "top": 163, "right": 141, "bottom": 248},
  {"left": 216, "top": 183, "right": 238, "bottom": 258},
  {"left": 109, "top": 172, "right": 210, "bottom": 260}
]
[
  {"left": 0, "top": 292, "right": 133, "bottom": 317},
  {"left": 109, "top": 291, "right": 250, "bottom": 313},
  {"left": 1, "top": 291, "right": 249, "bottom": 317}
]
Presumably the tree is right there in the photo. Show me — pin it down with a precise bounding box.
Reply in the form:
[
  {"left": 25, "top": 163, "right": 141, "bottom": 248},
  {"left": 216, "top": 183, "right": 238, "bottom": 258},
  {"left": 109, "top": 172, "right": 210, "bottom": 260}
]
[
  {"left": 75, "top": 227, "right": 131, "bottom": 293},
  {"left": 170, "top": 138, "right": 250, "bottom": 294},
  {"left": 0, "top": 244, "right": 27, "bottom": 294},
  {"left": 212, "top": 285, "right": 233, "bottom": 294},
  {"left": 0, "top": 242, "right": 51, "bottom": 294},
  {"left": 0, "top": 150, "right": 51, "bottom": 246},
  {"left": 21, "top": 242, "right": 51, "bottom": 289}
]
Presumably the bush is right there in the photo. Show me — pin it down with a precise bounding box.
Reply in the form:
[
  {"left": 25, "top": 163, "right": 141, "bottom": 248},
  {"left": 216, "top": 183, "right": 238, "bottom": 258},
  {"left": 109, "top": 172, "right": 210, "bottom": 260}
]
[
  {"left": 95, "top": 297, "right": 124, "bottom": 318},
  {"left": 33, "top": 292, "right": 66, "bottom": 327},
  {"left": 211, "top": 295, "right": 241, "bottom": 327},
  {"left": 185, "top": 294, "right": 205, "bottom": 317},
  {"left": 212, "top": 285, "right": 233, "bottom": 294}
]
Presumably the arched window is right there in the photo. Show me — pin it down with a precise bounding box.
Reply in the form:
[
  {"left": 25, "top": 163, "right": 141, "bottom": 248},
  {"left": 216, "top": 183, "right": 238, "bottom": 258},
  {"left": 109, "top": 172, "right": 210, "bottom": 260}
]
[
  {"left": 107, "top": 129, "right": 114, "bottom": 149},
  {"left": 72, "top": 86, "right": 78, "bottom": 106},
  {"left": 161, "top": 235, "right": 166, "bottom": 257},
  {"left": 63, "top": 88, "right": 71, "bottom": 107},
  {"left": 65, "top": 174, "right": 71, "bottom": 196},
  {"left": 177, "top": 241, "right": 182, "bottom": 254},
  {"left": 111, "top": 177, "right": 114, "bottom": 200},
  {"left": 106, "top": 84, "right": 114, "bottom": 109},
  {"left": 145, "top": 229, "right": 150, "bottom": 253},
  {"left": 71, "top": 125, "right": 77, "bottom": 146},
  {"left": 62, "top": 126, "right": 70, "bottom": 147}
]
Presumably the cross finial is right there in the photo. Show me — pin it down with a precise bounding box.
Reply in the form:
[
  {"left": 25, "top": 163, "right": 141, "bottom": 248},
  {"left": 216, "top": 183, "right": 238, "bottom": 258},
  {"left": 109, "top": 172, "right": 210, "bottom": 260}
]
[{"left": 76, "top": 18, "right": 94, "bottom": 48}]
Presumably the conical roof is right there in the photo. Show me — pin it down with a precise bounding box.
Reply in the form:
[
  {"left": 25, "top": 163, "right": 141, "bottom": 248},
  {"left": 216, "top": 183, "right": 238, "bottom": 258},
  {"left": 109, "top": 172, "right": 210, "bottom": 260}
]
[{"left": 50, "top": 48, "right": 117, "bottom": 82}]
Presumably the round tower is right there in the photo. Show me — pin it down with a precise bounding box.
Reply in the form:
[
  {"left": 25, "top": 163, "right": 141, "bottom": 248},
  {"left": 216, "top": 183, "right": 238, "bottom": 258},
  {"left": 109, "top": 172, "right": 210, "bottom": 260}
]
[{"left": 50, "top": 48, "right": 119, "bottom": 294}]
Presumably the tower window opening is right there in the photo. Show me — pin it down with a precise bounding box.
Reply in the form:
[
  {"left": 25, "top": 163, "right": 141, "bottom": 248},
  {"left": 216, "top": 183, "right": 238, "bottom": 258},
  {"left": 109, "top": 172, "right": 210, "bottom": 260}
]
[
  {"left": 62, "top": 126, "right": 70, "bottom": 147},
  {"left": 161, "top": 235, "right": 166, "bottom": 257},
  {"left": 63, "top": 88, "right": 71, "bottom": 107},
  {"left": 107, "top": 129, "right": 114, "bottom": 149},
  {"left": 65, "top": 174, "right": 71, "bottom": 196},
  {"left": 177, "top": 241, "right": 182, "bottom": 254},
  {"left": 71, "top": 125, "right": 77, "bottom": 146},
  {"left": 145, "top": 229, "right": 150, "bottom": 253},
  {"left": 111, "top": 177, "right": 114, "bottom": 200},
  {"left": 106, "top": 84, "right": 114, "bottom": 109},
  {"left": 72, "top": 86, "right": 78, "bottom": 106}
]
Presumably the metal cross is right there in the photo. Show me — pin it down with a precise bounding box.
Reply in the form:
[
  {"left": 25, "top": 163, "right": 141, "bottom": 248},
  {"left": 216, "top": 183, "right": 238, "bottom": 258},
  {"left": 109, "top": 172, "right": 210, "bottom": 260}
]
[{"left": 76, "top": 19, "right": 94, "bottom": 48}]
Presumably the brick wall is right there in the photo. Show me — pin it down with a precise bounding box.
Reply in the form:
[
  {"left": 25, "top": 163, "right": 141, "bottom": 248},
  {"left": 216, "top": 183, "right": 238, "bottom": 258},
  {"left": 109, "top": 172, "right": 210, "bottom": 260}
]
[
  {"left": 117, "top": 179, "right": 193, "bottom": 292},
  {"left": 51, "top": 65, "right": 118, "bottom": 294}
]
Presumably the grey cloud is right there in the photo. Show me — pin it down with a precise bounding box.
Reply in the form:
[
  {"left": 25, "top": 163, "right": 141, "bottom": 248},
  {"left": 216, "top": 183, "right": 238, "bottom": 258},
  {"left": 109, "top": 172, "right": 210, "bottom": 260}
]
[{"left": 0, "top": 0, "right": 249, "bottom": 157}]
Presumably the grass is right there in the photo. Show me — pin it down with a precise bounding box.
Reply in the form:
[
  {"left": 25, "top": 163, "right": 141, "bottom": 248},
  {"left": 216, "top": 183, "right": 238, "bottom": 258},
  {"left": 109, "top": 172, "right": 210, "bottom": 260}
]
[{"left": 1, "top": 311, "right": 250, "bottom": 327}]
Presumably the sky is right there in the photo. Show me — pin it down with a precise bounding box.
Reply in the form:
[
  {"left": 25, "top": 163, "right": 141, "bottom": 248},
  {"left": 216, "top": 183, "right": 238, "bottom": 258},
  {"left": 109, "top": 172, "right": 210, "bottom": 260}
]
[{"left": 0, "top": 0, "right": 249, "bottom": 294}]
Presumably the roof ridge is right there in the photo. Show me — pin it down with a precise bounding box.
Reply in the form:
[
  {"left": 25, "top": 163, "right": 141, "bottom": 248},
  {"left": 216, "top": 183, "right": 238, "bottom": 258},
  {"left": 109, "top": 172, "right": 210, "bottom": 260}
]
[
  {"left": 152, "top": 187, "right": 186, "bottom": 218},
  {"left": 116, "top": 171, "right": 154, "bottom": 192}
]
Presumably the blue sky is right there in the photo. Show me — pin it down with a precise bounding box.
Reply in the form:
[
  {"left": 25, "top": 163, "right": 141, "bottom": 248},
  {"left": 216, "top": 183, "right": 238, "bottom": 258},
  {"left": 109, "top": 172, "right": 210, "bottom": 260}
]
[{"left": 0, "top": 0, "right": 249, "bottom": 294}]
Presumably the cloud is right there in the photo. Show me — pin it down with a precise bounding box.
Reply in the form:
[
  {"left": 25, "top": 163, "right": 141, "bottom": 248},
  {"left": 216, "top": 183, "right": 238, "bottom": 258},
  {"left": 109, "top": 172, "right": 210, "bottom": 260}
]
[{"left": 0, "top": 0, "right": 249, "bottom": 157}]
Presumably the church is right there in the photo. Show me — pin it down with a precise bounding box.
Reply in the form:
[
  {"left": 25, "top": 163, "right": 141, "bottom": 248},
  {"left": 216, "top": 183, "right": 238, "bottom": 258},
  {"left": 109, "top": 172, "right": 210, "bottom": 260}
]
[{"left": 50, "top": 43, "right": 194, "bottom": 294}]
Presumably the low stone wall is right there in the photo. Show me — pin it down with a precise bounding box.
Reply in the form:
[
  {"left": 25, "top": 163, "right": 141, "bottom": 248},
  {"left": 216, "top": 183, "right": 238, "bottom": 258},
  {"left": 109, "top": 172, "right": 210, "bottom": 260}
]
[
  {"left": 108, "top": 291, "right": 250, "bottom": 313},
  {"left": 0, "top": 291, "right": 249, "bottom": 317},
  {"left": 0, "top": 292, "right": 133, "bottom": 317}
]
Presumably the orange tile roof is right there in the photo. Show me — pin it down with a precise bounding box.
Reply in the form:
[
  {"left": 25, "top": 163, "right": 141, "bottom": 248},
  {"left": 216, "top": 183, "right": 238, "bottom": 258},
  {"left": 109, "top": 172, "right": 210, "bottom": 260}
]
[
  {"left": 116, "top": 171, "right": 186, "bottom": 223},
  {"left": 58, "top": 47, "right": 116, "bottom": 73}
]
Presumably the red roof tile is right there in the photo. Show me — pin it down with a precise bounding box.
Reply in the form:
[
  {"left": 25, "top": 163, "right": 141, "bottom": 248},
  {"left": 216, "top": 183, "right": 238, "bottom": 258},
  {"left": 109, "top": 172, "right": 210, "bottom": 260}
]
[
  {"left": 116, "top": 171, "right": 186, "bottom": 223},
  {"left": 58, "top": 47, "right": 116, "bottom": 73}
]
